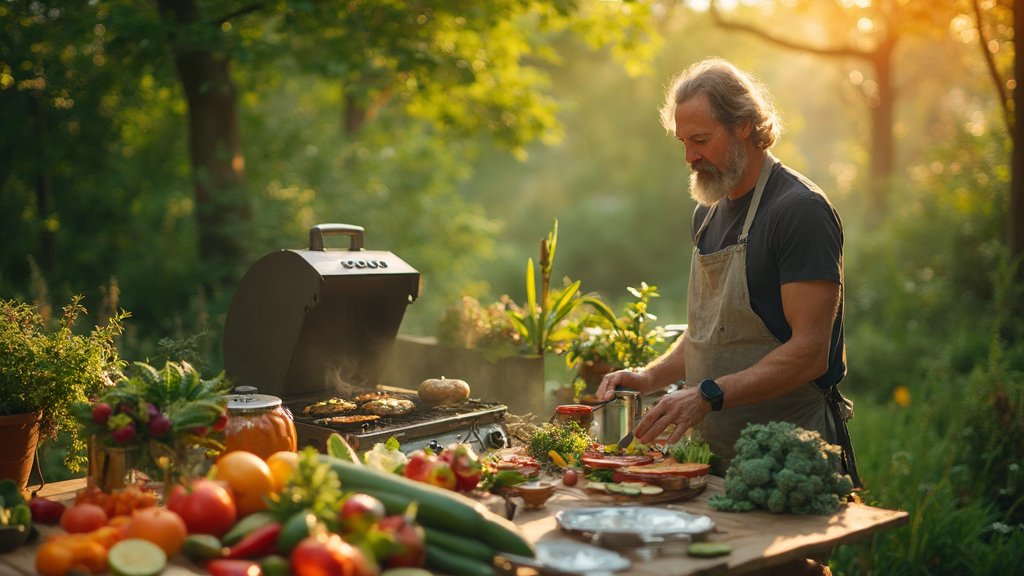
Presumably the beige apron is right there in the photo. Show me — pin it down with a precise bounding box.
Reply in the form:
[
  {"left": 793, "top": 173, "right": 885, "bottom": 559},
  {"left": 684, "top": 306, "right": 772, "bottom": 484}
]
[{"left": 685, "top": 154, "right": 837, "bottom": 475}]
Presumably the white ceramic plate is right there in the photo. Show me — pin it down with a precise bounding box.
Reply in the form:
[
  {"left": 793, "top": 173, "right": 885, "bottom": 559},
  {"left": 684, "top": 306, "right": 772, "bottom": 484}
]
[
  {"left": 533, "top": 540, "right": 631, "bottom": 574},
  {"left": 556, "top": 506, "right": 715, "bottom": 537}
]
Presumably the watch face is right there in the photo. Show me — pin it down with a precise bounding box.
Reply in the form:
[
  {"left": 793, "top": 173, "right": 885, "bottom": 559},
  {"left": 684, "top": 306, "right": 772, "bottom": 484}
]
[{"left": 700, "top": 379, "right": 724, "bottom": 410}]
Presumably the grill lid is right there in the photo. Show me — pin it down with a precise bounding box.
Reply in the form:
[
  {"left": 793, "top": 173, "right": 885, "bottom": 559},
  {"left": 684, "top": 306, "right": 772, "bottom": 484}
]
[{"left": 223, "top": 223, "right": 419, "bottom": 399}]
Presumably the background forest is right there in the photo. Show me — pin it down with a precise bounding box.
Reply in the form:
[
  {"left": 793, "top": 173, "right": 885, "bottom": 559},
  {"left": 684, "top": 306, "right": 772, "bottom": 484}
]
[{"left": 2, "top": 1, "right": 1023, "bottom": 574}]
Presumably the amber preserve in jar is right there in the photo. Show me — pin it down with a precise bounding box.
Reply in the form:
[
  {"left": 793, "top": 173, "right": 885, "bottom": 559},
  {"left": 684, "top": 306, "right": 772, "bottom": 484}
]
[{"left": 223, "top": 386, "right": 298, "bottom": 459}]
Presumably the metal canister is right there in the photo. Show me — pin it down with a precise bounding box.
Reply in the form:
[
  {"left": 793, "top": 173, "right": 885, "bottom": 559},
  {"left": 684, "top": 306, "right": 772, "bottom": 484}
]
[
  {"left": 223, "top": 386, "right": 298, "bottom": 460},
  {"left": 598, "top": 390, "right": 642, "bottom": 445}
]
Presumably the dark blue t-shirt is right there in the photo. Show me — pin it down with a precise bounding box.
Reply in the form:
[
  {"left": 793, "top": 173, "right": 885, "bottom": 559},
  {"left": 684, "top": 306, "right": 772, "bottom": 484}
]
[{"left": 691, "top": 161, "right": 846, "bottom": 388}]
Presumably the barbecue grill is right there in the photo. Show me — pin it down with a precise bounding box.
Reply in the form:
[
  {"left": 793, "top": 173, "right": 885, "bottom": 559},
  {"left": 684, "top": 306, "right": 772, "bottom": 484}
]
[{"left": 223, "top": 223, "right": 510, "bottom": 455}]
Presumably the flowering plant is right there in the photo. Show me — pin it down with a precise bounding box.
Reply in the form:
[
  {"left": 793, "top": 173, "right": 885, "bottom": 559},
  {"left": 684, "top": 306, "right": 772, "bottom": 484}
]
[{"left": 74, "top": 360, "right": 230, "bottom": 486}]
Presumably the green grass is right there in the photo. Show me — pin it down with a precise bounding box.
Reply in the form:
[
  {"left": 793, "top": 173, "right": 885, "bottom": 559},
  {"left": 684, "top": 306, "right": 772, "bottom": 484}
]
[{"left": 832, "top": 369, "right": 1024, "bottom": 575}]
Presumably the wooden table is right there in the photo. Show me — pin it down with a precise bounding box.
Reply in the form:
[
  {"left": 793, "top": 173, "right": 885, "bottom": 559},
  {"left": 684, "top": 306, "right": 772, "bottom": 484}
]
[{"left": 0, "top": 476, "right": 907, "bottom": 576}]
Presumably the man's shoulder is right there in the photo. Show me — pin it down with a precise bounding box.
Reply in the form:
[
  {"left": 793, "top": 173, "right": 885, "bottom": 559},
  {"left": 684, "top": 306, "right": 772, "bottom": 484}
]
[{"left": 764, "top": 164, "right": 838, "bottom": 218}]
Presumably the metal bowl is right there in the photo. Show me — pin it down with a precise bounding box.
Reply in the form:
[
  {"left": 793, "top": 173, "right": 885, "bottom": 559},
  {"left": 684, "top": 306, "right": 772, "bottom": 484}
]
[{"left": 0, "top": 523, "right": 32, "bottom": 553}]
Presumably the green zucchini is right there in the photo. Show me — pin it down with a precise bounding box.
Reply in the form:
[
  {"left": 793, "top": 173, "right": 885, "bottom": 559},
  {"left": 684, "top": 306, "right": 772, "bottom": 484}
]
[
  {"left": 425, "top": 544, "right": 495, "bottom": 576},
  {"left": 423, "top": 526, "right": 496, "bottom": 564},
  {"left": 324, "top": 455, "right": 534, "bottom": 557}
]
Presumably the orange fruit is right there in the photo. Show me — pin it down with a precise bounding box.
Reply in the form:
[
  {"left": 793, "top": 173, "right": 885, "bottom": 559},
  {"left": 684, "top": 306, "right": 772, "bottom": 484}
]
[
  {"left": 266, "top": 450, "right": 300, "bottom": 492},
  {"left": 123, "top": 506, "right": 188, "bottom": 556},
  {"left": 88, "top": 525, "right": 124, "bottom": 550},
  {"left": 36, "top": 540, "right": 75, "bottom": 576},
  {"left": 60, "top": 502, "right": 109, "bottom": 534},
  {"left": 215, "top": 450, "right": 275, "bottom": 516},
  {"left": 66, "top": 536, "right": 108, "bottom": 573}
]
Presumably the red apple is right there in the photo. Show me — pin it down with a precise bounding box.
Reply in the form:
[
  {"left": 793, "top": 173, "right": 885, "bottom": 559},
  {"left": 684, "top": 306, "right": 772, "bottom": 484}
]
[
  {"left": 338, "top": 493, "right": 386, "bottom": 535},
  {"left": 376, "top": 515, "right": 425, "bottom": 568},
  {"left": 444, "top": 443, "right": 482, "bottom": 493}
]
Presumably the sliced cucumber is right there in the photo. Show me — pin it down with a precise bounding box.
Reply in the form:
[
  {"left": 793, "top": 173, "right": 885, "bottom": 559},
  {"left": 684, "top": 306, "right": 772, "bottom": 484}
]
[
  {"left": 687, "top": 542, "right": 732, "bottom": 557},
  {"left": 639, "top": 485, "right": 664, "bottom": 495},
  {"left": 586, "top": 481, "right": 607, "bottom": 492},
  {"left": 619, "top": 482, "right": 648, "bottom": 489},
  {"left": 605, "top": 483, "right": 625, "bottom": 494},
  {"left": 619, "top": 486, "right": 642, "bottom": 496},
  {"left": 108, "top": 539, "right": 168, "bottom": 576}
]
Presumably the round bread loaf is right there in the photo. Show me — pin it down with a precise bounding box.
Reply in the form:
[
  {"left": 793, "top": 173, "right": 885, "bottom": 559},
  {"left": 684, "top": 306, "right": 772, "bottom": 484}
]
[{"left": 417, "top": 376, "right": 470, "bottom": 406}]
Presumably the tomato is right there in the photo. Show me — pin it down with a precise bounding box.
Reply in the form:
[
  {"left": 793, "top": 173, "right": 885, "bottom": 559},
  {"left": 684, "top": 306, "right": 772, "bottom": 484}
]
[
  {"left": 215, "top": 451, "right": 275, "bottom": 517},
  {"left": 290, "top": 533, "right": 375, "bottom": 576},
  {"left": 167, "top": 478, "right": 238, "bottom": 538},
  {"left": 562, "top": 469, "right": 579, "bottom": 487},
  {"left": 60, "top": 503, "right": 109, "bottom": 534},
  {"left": 122, "top": 507, "right": 188, "bottom": 556}
]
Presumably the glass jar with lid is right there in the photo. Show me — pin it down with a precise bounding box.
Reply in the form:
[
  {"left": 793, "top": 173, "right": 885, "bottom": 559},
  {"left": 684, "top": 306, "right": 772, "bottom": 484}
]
[
  {"left": 223, "top": 386, "right": 298, "bottom": 459},
  {"left": 552, "top": 404, "right": 598, "bottom": 437}
]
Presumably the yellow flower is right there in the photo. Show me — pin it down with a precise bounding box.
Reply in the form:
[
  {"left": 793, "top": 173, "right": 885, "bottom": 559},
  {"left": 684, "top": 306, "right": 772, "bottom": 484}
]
[{"left": 893, "top": 385, "right": 911, "bottom": 408}]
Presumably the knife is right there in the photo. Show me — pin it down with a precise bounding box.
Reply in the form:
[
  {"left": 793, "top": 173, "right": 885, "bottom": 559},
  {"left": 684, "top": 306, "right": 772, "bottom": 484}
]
[{"left": 616, "top": 430, "right": 634, "bottom": 450}]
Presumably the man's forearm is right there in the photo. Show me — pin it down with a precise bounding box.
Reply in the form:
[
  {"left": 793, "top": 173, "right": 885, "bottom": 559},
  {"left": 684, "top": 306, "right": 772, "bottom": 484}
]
[{"left": 642, "top": 335, "right": 687, "bottom": 388}]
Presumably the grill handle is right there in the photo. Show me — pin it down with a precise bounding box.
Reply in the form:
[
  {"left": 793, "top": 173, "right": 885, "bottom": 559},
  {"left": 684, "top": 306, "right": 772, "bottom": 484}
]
[{"left": 309, "top": 223, "right": 365, "bottom": 252}]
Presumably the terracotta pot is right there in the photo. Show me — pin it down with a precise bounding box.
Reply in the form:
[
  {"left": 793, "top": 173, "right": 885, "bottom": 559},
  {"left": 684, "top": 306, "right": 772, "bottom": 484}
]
[{"left": 0, "top": 411, "right": 42, "bottom": 492}]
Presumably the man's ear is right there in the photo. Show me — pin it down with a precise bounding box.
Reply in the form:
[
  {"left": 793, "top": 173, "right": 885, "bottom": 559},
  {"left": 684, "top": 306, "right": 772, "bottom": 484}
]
[{"left": 736, "top": 120, "right": 753, "bottom": 141}]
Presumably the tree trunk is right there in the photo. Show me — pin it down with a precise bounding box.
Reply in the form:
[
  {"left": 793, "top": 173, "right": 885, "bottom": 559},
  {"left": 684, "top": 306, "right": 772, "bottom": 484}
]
[
  {"left": 1011, "top": 0, "right": 1024, "bottom": 271},
  {"left": 157, "top": 0, "right": 250, "bottom": 289},
  {"left": 868, "top": 37, "right": 896, "bottom": 221}
]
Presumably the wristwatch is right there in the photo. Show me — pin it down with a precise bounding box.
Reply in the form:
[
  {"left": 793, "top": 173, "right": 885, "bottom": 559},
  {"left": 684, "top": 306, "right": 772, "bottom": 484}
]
[{"left": 699, "top": 379, "right": 724, "bottom": 412}]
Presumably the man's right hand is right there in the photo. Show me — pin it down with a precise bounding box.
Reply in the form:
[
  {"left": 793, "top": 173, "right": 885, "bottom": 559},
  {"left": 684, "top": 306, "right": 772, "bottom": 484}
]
[{"left": 596, "top": 368, "right": 654, "bottom": 401}]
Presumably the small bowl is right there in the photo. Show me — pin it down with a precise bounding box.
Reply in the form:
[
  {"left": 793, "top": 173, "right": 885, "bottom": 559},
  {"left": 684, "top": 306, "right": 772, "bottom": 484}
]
[
  {"left": 0, "top": 523, "right": 32, "bottom": 553},
  {"left": 515, "top": 481, "right": 557, "bottom": 509}
]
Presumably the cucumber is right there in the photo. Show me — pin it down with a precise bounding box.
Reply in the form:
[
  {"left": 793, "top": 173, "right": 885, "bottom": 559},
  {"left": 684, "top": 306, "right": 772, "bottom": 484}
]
[
  {"left": 108, "top": 539, "right": 167, "bottom": 576},
  {"left": 619, "top": 486, "right": 642, "bottom": 496},
  {"left": 324, "top": 455, "right": 534, "bottom": 557},
  {"left": 639, "top": 485, "right": 664, "bottom": 495},
  {"left": 425, "top": 543, "right": 495, "bottom": 576},
  {"left": 423, "top": 526, "right": 497, "bottom": 564}
]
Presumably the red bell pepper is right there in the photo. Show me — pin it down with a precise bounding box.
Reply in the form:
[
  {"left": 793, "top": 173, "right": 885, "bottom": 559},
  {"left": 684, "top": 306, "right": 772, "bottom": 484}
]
[
  {"left": 207, "top": 559, "right": 263, "bottom": 576},
  {"left": 225, "top": 521, "right": 282, "bottom": 559}
]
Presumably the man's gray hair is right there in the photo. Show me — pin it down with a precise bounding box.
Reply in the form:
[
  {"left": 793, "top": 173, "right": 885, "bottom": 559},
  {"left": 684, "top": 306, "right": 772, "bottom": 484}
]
[{"left": 659, "top": 57, "right": 781, "bottom": 150}]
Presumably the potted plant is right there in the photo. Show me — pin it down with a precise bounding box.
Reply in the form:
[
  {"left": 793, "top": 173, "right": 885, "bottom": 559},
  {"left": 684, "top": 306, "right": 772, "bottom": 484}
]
[
  {"left": 73, "top": 361, "right": 230, "bottom": 491},
  {"left": 505, "top": 219, "right": 617, "bottom": 356},
  {"left": 564, "top": 283, "right": 670, "bottom": 398},
  {"left": 0, "top": 296, "right": 128, "bottom": 491}
]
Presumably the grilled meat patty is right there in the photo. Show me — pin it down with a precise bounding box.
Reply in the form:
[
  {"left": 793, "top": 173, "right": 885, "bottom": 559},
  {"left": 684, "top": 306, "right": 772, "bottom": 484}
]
[
  {"left": 361, "top": 397, "right": 416, "bottom": 417},
  {"left": 303, "top": 397, "right": 358, "bottom": 416}
]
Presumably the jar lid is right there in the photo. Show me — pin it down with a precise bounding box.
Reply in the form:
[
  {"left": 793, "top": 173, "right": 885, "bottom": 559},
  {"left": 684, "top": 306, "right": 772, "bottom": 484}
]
[
  {"left": 226, "top": 385, "right": 283, "bottom": 411},
  {"left": 555, "top": 404, "right": 593, "bottom": 414}
]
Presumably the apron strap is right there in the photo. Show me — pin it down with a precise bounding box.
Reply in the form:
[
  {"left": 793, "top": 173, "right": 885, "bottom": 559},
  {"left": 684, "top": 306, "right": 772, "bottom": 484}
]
[
  {"left": 826, "top": 387, "right": 862, "bottom": 489},
  {"left": 738, "top": 153, "right": 776, "bottom": 244}
]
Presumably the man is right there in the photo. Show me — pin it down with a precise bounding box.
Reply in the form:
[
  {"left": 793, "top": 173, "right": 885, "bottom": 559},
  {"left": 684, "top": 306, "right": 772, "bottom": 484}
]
[{"left": 596, "top": 57, "right": 859, "bottom": 485}]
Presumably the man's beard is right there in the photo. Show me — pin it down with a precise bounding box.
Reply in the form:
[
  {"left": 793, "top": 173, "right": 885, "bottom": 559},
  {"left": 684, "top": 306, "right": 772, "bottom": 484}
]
[{"left": 688, "top": 136, "right": 748, "bottom": 207}]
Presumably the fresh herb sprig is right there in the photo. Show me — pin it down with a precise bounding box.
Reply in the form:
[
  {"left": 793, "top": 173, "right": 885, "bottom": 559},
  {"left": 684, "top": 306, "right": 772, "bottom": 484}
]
[{"left": 526, "top": 421, "right": 594, "bottom": 466}]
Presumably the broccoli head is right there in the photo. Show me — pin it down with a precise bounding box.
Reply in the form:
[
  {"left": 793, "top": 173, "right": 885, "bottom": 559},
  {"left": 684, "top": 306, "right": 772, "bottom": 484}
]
[{"left": 709, "top": 421, "right": 854, "bottom": 515}]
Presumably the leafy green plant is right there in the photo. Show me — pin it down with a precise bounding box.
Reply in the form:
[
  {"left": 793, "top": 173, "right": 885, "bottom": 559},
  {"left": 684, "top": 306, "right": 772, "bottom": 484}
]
[
  {"left": 565, "top": 283, "right": 670, "bottom": 374},
  {"left": 506, "top": 220, "right": 616, "bottom": 356},
  {"left": 73, "top": 361, "right": 230, "bottom": 485},
  {"left": 0, "top": 296, "right": 128, "bottom": 472},
  {"left": 436, "top": 295, "right": 524, "bottom": 361}
]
